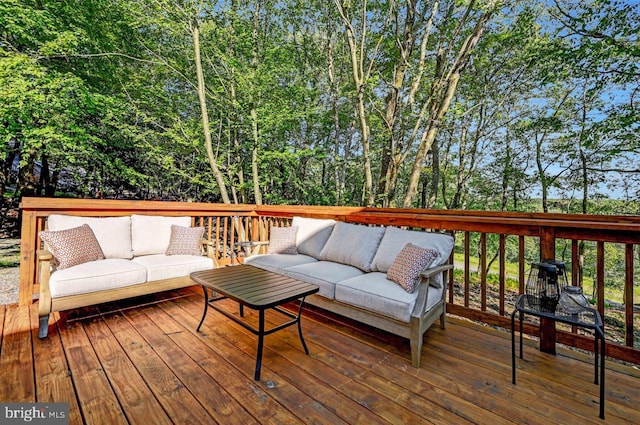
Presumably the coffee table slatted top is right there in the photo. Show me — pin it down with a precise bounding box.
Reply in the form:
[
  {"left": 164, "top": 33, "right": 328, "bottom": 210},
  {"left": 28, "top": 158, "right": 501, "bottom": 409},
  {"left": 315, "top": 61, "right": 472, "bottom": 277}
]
[{"left": 191, "top": 265, "right": 319, "bottom": 309}]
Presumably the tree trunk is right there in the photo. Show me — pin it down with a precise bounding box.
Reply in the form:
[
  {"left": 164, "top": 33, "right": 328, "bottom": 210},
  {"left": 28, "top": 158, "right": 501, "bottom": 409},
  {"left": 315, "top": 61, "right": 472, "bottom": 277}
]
[
  {"left": 250, "top": 0, "right": 263, "bottom": 205},
  {"left": 334, "top": 0, "right": 378, "bottom": 206},
  {"left": 402, "top": 1, "right": 498, "bottom": 208},
  {"left": 377, "top": 0, "right": 418, "bottom": 207},
  {"left": 191, "top": 19, "right": 231, "bottom": 204}
]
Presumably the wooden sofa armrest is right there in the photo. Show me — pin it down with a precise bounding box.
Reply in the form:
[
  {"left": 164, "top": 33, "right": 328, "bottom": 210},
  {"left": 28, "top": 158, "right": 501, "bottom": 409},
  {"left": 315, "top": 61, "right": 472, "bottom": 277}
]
[
  {"left": 411, "top": 263, "right": 453, "bottom": 319},
  {"left": 419, "top": 263, "right": 453, "bottom": 280},
  {"left": 37, "top": 249, "right": 53, "bottom": 316},
  {"left": 201, "top": 239, "right": 220, "bottom": 268}
]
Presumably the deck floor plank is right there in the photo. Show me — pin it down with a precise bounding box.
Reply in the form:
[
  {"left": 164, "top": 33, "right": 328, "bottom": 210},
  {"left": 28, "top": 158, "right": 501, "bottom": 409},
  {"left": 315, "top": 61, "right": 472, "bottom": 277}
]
[
  {"left": 81, "top": 311, "right": 173, "bottom": 425},
  {"left": 0, "top": 304, "right": 34, "bottom": 402},
  {"left": 126, "top": 305, "right": 260, "bottom": 425},
  {"left": 56, "top": 310, "right": 128, "bottom": 424},
  {"left": 175, "top": 290, "right": 449, "bottom": 425},
  {"left": 99, "top": 309, "right": 214, "bottom": 424},
  {"left": 428, "top": 319, "right": 639, "bottom": 422},
  {"left": 30, "top": 308, "right": 83, "bottom": 425},
  {"left": 157, "top": 295, "right": 307, "bottom": 425},
  {"left": 1, "top": 288, "right": 638, "bottom": 425},
  {"left": 178, "top": 295, "right": 429, "bottom": 425}
]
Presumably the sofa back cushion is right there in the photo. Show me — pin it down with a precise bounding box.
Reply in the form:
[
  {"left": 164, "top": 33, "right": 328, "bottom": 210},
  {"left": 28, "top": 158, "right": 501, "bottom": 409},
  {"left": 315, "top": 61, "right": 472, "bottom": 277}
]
[
  {"left": 370, "top": 227, "right": 455, "bottom": 273},
  {"left": 47, "top": 214, "right": 133, "bottom": 259},
  {"left": 131, "top": 215, "right": 192, "bottom": 256},
  {"left": 318, "top": 222, "right": 385, "bottom": 272},
  {"left": 291, "top": 216, "right": 335, "bottom": 258}
]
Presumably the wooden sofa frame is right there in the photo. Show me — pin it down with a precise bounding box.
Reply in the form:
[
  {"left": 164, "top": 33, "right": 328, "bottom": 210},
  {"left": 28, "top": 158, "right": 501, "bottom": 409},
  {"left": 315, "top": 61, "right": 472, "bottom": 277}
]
[
  {"left": 287, "top": 263, "right": 452, "bottom": 368},
  {"left": 37, "top": 240, "right": 217, "bottom": 338}
]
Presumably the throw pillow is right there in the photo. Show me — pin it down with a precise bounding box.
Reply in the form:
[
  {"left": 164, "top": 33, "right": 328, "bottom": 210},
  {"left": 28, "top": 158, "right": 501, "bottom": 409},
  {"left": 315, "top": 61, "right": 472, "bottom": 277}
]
[
  {"left": 39, "top": 224, "right": 105, "bottom": 270},
  {"left": 268, "top": 226, "right": 298, "bottom": 254},
  {"left": 386, "top": 243, "right": 439, "bottom": 293},
  {"left": 165, "top": 225, "right": 205, "bottom": 256}
]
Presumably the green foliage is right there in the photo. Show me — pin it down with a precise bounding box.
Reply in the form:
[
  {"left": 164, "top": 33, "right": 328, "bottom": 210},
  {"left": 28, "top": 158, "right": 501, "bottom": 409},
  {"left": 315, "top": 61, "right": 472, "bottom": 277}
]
[{"left": 0, "top": 0, "right": 637, "bottom": 208}]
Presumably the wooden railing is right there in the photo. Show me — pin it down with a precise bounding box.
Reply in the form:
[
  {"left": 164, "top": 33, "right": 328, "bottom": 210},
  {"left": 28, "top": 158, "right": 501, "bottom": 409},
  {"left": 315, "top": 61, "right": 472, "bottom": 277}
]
[{"left": 19, "top": 198, "right": 640, "bottom": 364}]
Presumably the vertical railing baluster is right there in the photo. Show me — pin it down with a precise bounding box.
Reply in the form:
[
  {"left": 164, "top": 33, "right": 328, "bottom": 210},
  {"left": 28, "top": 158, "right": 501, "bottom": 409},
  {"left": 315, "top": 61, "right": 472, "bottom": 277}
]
[
  {"left": 464, "top": 231, "right": 470, "bottom": 308},
  {"left": 499, "top": 234, "right": 506, "bottom": 316},
  {"left": 518, "top": 236, "right": 525, "bottom": 294},
  {"left": 597, "top": 241, "right": 605, "bottom": 318},
  {"left": 625, "top": 244, "right": 635, "bottom": 347},
  {"left": 480, "top": 233, "right": 487, "bottom": 312}
]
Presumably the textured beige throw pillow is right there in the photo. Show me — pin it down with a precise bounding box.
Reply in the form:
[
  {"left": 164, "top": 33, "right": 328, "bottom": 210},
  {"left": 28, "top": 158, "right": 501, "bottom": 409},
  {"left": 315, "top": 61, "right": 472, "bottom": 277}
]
[
  {"left": 268, "top": 226, "right": 298, "bottom": 254},
  {"left": 386, "top": 243, "right": 439, "bottom": 292},
  {"left": 165, "top": 225, "right": 205, "bottom": 256},
  {"left": 39, "top": 224, "right": 105, "bottom": 269}
]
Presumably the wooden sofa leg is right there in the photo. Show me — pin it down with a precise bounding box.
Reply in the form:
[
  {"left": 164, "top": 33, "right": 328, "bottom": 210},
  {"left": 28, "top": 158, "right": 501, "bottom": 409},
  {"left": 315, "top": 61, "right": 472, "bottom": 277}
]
[
  {"left": 410, "top": 318, "right": 423, "bottom": 368},
  {"left": 410, "top": 335, "right": 422, "bottom": 368},
  {"left": 38, "top": 315, "right": 50, "bottom": 339}
]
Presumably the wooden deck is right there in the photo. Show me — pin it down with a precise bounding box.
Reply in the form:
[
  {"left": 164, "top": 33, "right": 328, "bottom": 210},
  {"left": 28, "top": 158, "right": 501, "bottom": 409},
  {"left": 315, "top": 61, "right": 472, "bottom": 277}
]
[{"left": 1, "top": 287, "right": 638, "bottom": 425}]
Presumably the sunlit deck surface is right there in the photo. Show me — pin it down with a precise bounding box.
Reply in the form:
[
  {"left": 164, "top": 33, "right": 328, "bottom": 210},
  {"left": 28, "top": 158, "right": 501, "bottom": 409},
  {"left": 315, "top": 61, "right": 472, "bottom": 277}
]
[{"left": 1, "top": 287, "right": 638, "bottom": 425}]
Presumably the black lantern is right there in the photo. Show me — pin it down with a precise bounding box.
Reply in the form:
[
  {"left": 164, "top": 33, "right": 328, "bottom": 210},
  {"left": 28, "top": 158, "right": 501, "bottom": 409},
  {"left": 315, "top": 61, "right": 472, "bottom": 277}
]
[{"left": 525, "top": 260, "right": 569, "bottom": 312}]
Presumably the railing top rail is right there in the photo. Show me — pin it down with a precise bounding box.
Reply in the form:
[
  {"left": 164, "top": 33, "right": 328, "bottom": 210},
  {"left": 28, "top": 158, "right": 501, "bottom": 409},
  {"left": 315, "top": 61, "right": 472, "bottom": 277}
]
[{"left": 20, "top": 197, "right": 640, "bottom": 239}]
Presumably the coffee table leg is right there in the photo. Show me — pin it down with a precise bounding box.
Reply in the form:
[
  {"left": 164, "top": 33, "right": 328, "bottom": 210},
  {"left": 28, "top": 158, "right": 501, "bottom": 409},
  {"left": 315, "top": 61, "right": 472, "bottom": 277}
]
[
  {"left": 255, "top": 309, "right": 265, "bottom": 380},
  {"left": 197, "top": 285, "right": 209, "bottom": 332},
  {"left": 297, "top": 297, "right": 311, "bottom": 355}
]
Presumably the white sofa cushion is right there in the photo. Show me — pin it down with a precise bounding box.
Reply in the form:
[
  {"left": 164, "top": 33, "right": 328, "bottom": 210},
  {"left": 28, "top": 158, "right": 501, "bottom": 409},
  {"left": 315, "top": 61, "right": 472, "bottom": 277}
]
[
  {"left": 371, "top": 227, "right": 455, "bottom": 272},
  {"left": 335, "top": 272, "right": 442, "bottom": 323},
  {"left": 318, "top": 222, "right": 385, "bottom": 272},
  {"left": 291, "top": 216, "right": 335, "bottom": 258},
  {"left": 131, "top": 215, "right": 192, "bottom": 256},
  {"left": 47, "top": 214, "right": 133, "bottom": 259},
  {"left": 131, "top": 254, "right": 214, "bottom": 282},
  {"left": 49, "top": 259, "right": 147, "bottom": 298},
  {"left": 244, "top": 253, "right": 317, "bottom": 274},
  {"left": 282, "top": 261, "right": 364, "bottom": 299}
]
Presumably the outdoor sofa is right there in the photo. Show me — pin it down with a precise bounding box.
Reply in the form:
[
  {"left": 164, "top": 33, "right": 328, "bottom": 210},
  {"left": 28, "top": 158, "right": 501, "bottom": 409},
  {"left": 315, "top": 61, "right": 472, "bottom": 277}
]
[
  {"left": 37, "top": 214, "right": 215, "bottom": 338},
  {"left": 245, "top": 216, "right": 454, "bottom": 367}
]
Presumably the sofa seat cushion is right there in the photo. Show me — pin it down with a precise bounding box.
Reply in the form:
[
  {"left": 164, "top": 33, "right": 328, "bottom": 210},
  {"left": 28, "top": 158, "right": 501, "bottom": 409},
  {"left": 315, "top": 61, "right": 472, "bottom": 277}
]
[
  {"left": 335, "top": 272, "right": 442, "bottom": 323},
  {"left": 244, "top": 253, "right": 318, "bottom": 273},
  {"left": 49, "top": 259, "right": 147, "bottom": 298},
  {"left": 319, "top": 222, "right": 385, "bottom": 272},
  {"left": 283, "top": 261, "right": 364, "bottom": 300},
  {"left": 132, "top": 254, "right": 214, "bottom": 282}
]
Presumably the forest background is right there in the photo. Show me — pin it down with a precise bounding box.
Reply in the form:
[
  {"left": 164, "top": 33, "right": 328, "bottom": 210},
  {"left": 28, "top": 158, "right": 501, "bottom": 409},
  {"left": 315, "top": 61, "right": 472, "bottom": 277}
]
[
  {"left": 0, "top": 0, "right": 639, "bottom": 310},
  {"left": 2, "top": 0, "right": 639, "bottom": 218}
]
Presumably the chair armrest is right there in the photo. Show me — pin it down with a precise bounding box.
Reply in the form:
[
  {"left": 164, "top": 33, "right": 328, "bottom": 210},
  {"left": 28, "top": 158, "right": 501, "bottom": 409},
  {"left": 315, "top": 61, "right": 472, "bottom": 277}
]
[
  {"left": 411, "top": 263, "right": 453, "bottom": 318},
  {"left": 237, "top": 240, "right": 269, "bottom": 257},
  {"left": 37, "top": 249, "right": 53, "bottom": 262},
  {"left": 201, "top": 239, "right": 219, "bottom": 268},
  {"left": 420, "top": 264, "right": 454, "bottom": 280},
  {"left": 37, "top": 249, "right": 53, "bottom": 315}
]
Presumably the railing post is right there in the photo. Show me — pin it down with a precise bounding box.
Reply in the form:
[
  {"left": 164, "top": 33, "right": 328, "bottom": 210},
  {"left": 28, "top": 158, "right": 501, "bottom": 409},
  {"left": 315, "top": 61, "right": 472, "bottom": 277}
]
[
  {"left": 539, "top": 226, "right": 556, "bottom": 354},
  {"left": 19, "top": 209, "right": 38, "bottom": 306}
]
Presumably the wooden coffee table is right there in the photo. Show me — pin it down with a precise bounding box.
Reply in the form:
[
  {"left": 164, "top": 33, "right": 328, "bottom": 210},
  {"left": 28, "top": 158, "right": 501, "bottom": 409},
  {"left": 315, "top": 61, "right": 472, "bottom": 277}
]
[{"left": 191, "top": 265, "right": 319, "bottom": 380}]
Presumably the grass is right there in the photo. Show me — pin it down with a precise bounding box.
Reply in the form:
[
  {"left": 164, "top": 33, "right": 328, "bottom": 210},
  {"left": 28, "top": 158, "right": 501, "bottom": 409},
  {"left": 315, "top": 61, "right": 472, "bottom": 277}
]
[
  {"left": 0, "top": 239, "right": 20, "bottom": 268},
  {"left": 453, "top": 252, "right": 639, "bottom": 305}
]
